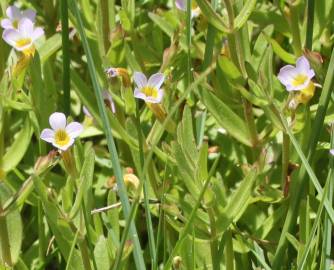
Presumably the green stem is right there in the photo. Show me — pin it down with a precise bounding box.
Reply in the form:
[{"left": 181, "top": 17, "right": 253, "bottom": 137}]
[
  {"left": 60, "top": 0, "right": 71, "bottom": 114},
  {"left": 305, "top": 0, "right": 314, "bottom": 49},
  {"left": 186, "top": 0, "right": 192, "bottom": 88},
  {"left": 134, "top": 102, "right": 156, "bottom": 267},
  {"left": 282, "top": 132, "right": 290, "bottom": 194},
  {"left": 288, "top": 3, "right": 302, "bottom": 56},
  {"left": 225, "top": 230, "right": 234, "bottom": 270},
  {"left": 208, "top": 208, "right": 219, "bottom": 270},
  {"left": 78, "top": 240, "right": 93, "bottom": 270},
  {"left": 68, "top": 2, "right": 146, "bottom": 268},
  {"left": 272, "top": 41, "right": 334, "bottom": 270}
]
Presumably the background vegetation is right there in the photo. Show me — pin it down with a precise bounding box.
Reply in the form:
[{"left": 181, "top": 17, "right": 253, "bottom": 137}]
[{"left": 0, "top": 0, "right": 334, "bottom": 269}]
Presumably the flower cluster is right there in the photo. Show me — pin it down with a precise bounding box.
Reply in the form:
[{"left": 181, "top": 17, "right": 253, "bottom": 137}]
[
  {"left": 277, "top": 56, "right": 318, "bottom": 108},
  {"left": 1, "top": 5, "right": 44, "bottom": 55}
]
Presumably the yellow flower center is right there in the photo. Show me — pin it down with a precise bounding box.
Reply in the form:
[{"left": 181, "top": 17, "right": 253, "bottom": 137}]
[
  {"left": 142, "top": 86, "right": 158, "bottom": 98},
  {"left": 15, "top": 38, "right": 32, "bottom": 49},
  {"left": 292, "top": 74, "right": 308, "bottom": 87},
  {"left": 54, "top": 129, "right": 70, "bottom": 147},
  {"left": 296, "top": 81, "right": 316, "bottom": 104}
]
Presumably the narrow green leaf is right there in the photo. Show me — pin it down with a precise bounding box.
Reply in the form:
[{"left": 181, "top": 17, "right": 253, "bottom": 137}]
[
  {"left": 234, "top": 0, "right": 257, "bottom": 30},
  {"left": 196, "top": 0, "right": 229, "bottom": 33},
  {"left": 3, "top": 117, "right": 32, "bottom": 172},
  {"left": 198, "top": 89, "right": 252, "bottom": 146}
]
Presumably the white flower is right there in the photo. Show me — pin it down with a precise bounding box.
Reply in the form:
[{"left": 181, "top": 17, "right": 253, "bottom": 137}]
[
  {"left": 1, "top": 5, "right": 36, "bottom": 30},
  {"left": 2, "top": 18, "right": 44, "bottom": 52},
  {"left": 133, "top": 72, "right": 164, "bottom": 104},
  {"left": 277, "top": 56, "right": 315, "bottom": 91},
  {"left": 175, "top": 0, "right": 201, "bottom": 18},
  {"left": 40, "top": 112, "right": 84, "bottom": 151}
]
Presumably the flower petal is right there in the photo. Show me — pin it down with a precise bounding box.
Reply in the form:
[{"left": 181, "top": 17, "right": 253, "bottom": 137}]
[
  {"left": 32, "top": 27, "right": 44, "bottom": 41},
  {"left": 66, "top": 122, "right": 84, "bottom": 139},
  {"left": 296, "top": 56, "right": 310, "bottom": 72},
  {"left": 330, "top": 149, "right": 334, "bottom": 156},
  {"left": 53, "top": 138, "right": 74, "bottom": 151},
  {"left": 40, "top": 128, "right": 55, "bottom": 143},
  {"left": 175, "top": 0, "right": 186, "bottom": 11},
  {"left": 148, "top": 73, "right": 165, "bottom": 89},
  {"left": 2, "top": 29, "right": 21, "bottom": 47},
  {"left": 83, "top": 106, "right": 92, "bottom": 117},
  {"left": 18, "top": 18, "right": 34, "bottom": 37},
  {"left": 22, "top": 9, "right": 36, "bottom": 22},
  {"left": 134, "top": 87, "right": 147, "bottom": 101},
  {"left": 49, "top": 112, "right": 67, "bottom": 130},
  {"left": 133, "top": 72, "right": 147, "bottom": 88},
  {"left": 1, "top": 19, "right": 13, "bottom": 29},
  {"left": 6, "top": 6, "right": 20, "bottom": 20}
]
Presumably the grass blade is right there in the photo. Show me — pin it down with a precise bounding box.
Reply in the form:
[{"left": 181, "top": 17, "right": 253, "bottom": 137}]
[{"left": 68, "top": 1, "right": 146, "bottom": 269}]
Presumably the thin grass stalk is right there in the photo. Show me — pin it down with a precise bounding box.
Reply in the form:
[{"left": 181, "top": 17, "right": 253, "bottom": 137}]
[
  {"left": 163, "top": 155, "right": 221, "bottom": 270},
  {"left": 65, "top": 229, "right": 80, "bottom": 270},
  {"left": 288, "top": 3, "right": 302, "bottom": 56},
  {"left": 186, "top": 0, "right": 192, "bottom": 87},
  {"left": 68, "top": 1, "right": 146, "bottom": 269},
  {"left": 297, "top": 173, "right": 331, "bottom": 270},
  {"left": 282, "top": 132, "right": 290, "bottom": 194},
  {"left": 305, "top": 0, "right": 315, "bottom": 50},
  {"left": 154, "top": 161, "right": 168, "bottom": 269},
  {"left": 272, "top": 45, "right": 334, "bottom": 269},
  {"left": 224, "top": 230, "right": 234, "bottom": 270},
  {"left": 320, "top": 125, "right": 334, "bottom": 269},
  {"left": 208, "top": 208, "right": 220, "bottom": 270},
  {"left": 38, "top": 201, "right": 46, "bottom": 264},
  {"left": 60, "top": 0, "right": 70, "bottom": 114},
  {"left": 134, "top": 102, "right": 156, "bottom": 267}
]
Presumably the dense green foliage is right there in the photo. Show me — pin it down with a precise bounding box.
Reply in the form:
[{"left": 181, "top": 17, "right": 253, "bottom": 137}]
[{"left": 0, "top": 0, "right": 334, "bottom": 269}]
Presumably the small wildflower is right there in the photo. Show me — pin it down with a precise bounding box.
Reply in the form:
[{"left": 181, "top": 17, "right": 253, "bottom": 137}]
[
  {"left": 133, "top": 72, "right": 165, "bottom": 104},
  {"left": 277, "top": 56, "right": 315, "bottom": 91},
  {"left": 2, "top": 18, "right": 44, "bottom": 55},
  {"left": 278, "top": 56, "right": 320, "bottom": 107},
  {"left": 105, "top": 67, "right": 119, "bottom": 78},
  {"left": 1, "top": 5, "right": 36, "bottom": 30},
  {"left": 40, "top": 112, "right": 83, "bottom": 151},
  {"left": 175, "top": 0, "right": 201, "bottom": 18}
]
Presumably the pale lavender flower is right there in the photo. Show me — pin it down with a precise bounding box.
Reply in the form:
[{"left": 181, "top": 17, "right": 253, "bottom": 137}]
[
  {"left": 105, "top": 67, "right": 119, "bottom": 78},
  {"left": 175, "top": 0, "right": 201, "bottom": 18},
  {"left": 103, "top": 90, "right": 116, "bottom": 113},
  {"left": 82, "top": 106, "right": 92, "bottom": 118},
  {"left": 133, "top": 72, "right": 164, "bottom": 104},
  {"left": 330, "top": 149, "right": 334, "bottom": 156},
  {"left": 2, "top": 18, "right": 44, "bottom": 52},
  {"left": 40, "top": 112, "right": 83, "bottom": 151},
  {"left": 277, "top": 56, "right": 315, "bottom": 91},
  {"left": 1, "top": 5, "right": 36, "bottom": 30}
]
